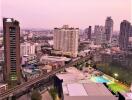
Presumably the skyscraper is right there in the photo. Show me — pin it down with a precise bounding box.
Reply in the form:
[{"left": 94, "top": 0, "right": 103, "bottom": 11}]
[
  {"left": 84, "top": 26, "right": 92, "bottom": 40},
  {"left": 105, "top": 17, "right": 114, "bottom": 42},
  {"left": 53, "top": 25, "right": 79, "bottom": 57},
  {"left": 119, "top": 20, "right": 131, "bottom": 51},
  {"left": 3, "top": 18, "right": 21, "bottom": 86},
  {"left": 94, "top": 25, "right": 105, "bottom": 45},
  {"left": 129, "top": 26, "right": 132, "bottom": 37}
]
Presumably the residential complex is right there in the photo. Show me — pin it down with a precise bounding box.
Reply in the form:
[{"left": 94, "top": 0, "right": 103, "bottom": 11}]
[{"left": 53, "top": 25, "right": 79, "bottom": 57}]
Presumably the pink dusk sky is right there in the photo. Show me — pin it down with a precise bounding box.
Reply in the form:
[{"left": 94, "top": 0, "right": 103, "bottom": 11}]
[{"left": 0, "top": 0, "right": 132, "bottom": 30}]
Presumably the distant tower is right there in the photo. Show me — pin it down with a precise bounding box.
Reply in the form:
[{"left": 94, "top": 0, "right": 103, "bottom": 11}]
[
  {"left": 84, "top": 26, "right": 92, "bottom": 40},
  {"left": 94, "top": 25, "right": 105, "bottom": 45},
  {"left": 129, "top": 26, "right": 132, "bottom": 37},
  {"left": 105, "top": 17, "right": 114, "bottom": 42},
  {"left": 119, "top": 20, "right": 131, "bottom": 51},
  {"left": 3, "top": 18, "right": 21, "bottom": 86}
]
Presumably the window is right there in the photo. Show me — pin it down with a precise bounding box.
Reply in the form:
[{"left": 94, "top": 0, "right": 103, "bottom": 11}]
[{"left": 9, "top": 27, "right": 16, "bottom": 33}]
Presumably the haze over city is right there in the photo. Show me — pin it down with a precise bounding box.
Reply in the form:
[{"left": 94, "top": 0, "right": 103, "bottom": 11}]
[
  {"left": 1, "top": 0, "right": 132, "bottom": 100},
  {"left": 1, "top": 0, "right": 132, "bottom": 30}
]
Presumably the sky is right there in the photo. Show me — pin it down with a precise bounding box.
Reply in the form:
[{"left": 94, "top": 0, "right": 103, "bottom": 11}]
[{"left": 0, "top": 0, "right": 132, "bottom": 30}]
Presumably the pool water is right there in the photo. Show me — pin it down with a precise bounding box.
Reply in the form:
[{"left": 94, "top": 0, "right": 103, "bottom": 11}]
[{"left": 91, "top": 76, "right": 110, "bottom": 83}]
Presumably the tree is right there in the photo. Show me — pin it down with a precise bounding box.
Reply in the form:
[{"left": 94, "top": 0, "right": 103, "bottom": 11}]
[
  {"left": 31, "top": 90, "right": 42, "bottom": 100},
  {"left": 49, "top": 88, "right": 57, "bottom": 100}
]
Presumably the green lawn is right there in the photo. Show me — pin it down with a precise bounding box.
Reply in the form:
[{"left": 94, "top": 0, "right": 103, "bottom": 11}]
[{"left": 108, "top": 83, "right": 129, "bottom": 93}]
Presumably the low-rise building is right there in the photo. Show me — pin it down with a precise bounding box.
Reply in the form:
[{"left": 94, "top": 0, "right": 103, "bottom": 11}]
[
  {"left": 119, "top": 92, "right": 132, "bottom": 100},
  {"left": 40, "top": 56, "right": 71, "bottom": 66},
  {"left": 57, "top": 67, "right": 117, "bottom": 100},
  {"left": 0, "top": 84, "right": 7, "bottom": 94},
  {"left": 20, "top": 42, "right": 36, "bottom": 57}
]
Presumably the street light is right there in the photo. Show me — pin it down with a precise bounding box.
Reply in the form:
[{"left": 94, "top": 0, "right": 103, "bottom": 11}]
[
  {"left": 113, "top": 73, "right": 118, "bottom": 82},
  {"left": 114, "top": 73, "right": 118, "bottom": 79}
]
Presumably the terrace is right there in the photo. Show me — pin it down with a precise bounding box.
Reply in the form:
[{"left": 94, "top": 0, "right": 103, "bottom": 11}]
[
  {"left": 57, "top": 67, "right": 118, "bottom": 100},
  {"left": 58, "top": 66, "right": 130, "bottom": 98}
]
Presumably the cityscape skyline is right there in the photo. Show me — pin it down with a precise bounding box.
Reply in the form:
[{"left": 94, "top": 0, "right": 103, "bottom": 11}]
[
  {"left": 0, "top": 0, "right": 131, "bottom": 30},
  {"left": 1, "top": 17, "right": 132, "bottom": 100},
  {"left": 0, "top": 0, "right": 132, "bottom": 100}
]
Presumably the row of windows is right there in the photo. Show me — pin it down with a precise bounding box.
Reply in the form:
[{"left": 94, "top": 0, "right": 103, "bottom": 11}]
[
  {"left": 8, "top": 28, "right": 17, "bottom": 72},
  {"left": 10, "top": 70, "right": 16, "bottom": 73}
]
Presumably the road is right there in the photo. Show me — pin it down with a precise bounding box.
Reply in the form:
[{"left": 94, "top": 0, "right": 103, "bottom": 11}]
[{"left": 0, "top": 56, "right": 91, "bottom": 100}]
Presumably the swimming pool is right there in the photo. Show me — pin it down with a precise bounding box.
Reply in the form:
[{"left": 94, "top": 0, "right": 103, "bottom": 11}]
[{"left": 91, "top": 76, "right": 110, "bottom": 83}]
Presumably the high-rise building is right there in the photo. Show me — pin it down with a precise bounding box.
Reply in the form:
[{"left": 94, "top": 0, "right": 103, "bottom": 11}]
[
  {"left": 84, "top": 26, "right": 92, "bottom": 40},
  {"left": 129, "top": 26, "right": 132, "bottom": 37},
  {"left": 3, "top": 18, "right": 21, "bottom": 85},
  {"left": 111, "top": 34, "right": 119, "bottom": 47},
  {"left": 119, "top": 20, "right": 131, "bottom": 51},
  {"left": 53, "top": 25, "right": 79, "bottom": 57},
  {"left": 94, "top": 25, "right": 105, "bottom": 45},
  {"left": 105, "top": 17, "right": 114, "bottom": 42}
]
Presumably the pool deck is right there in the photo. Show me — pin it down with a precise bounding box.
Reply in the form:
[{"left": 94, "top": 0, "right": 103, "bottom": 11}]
[{"left": 57, "top": 67, "right": 118, "bottom": 100}]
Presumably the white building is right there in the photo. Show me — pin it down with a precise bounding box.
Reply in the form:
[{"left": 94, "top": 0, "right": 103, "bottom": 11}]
[
  {"left": 20, "top": 42, "right": 35, "bottom": 57},
  {"left": 94, "top": 25, "right": 106, "bottom": 45},
  {"left": 78, "top": 50, "right": 90, "bottom": 57},
  {"left": 35, "top": 43, "right": 42, "bottom": 52},
  {"left": 40, "top": 55, "right": 71, "bottom": 66},
  {"left": 53, "top": 25, "right": 79, "bottom": 57},
  {"left": 28, "top": 31, "right": 33, "bottom": 39},
  {"left": 0, "top": 83, "right": 7, "bottom": 94}
]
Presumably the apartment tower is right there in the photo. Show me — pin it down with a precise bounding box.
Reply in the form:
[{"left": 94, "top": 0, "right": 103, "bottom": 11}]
[
  {"left": 3, "top": 18, "right": 21, "bottom": 86},
  {"left": 53, "top": 25, "right": 79, "bottom": 57}
]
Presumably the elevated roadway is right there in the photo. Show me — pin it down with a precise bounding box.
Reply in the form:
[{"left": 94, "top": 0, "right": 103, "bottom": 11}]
[{"left": 0, "top": 56, "right": 91, "bottom": 100}]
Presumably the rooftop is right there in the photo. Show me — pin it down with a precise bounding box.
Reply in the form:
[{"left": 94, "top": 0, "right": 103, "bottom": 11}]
[
  {"left": 57, "top": 67, "right": 117, "bottom": 100},
  {"left": 121, "top": 92, "right": 132, "bottom": 100},
  {"left": 40, "top": 56, "right": 71, "bottom": 62},
  {"left": 0, "top": 83, "right": 7, "bottom": 88},
  {"left": 64, "top": 83, "right": 114, "bottom": 96}
]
